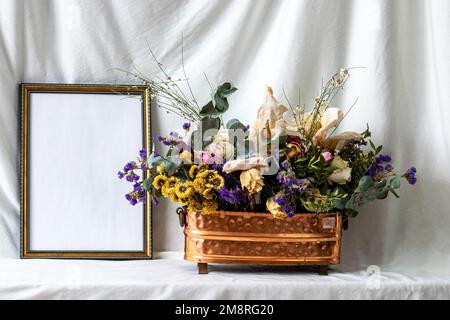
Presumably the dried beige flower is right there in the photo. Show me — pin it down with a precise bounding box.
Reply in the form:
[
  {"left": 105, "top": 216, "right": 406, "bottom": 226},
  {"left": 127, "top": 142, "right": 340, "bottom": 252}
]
[
  {"left": 240, "top": 168, "right": 264, "bottom": 195},
  {"left": 249, "top": 87, "right": 289, "bottom": 155},
  {"left": 266, "top": 197, "right": 287, "bottom": 219},
  {"left": 327, "top": 155, "right": 352, "bottom": 185}
]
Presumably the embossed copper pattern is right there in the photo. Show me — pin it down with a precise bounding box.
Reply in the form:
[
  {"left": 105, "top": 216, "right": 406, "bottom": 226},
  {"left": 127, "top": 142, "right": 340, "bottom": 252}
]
[{"left": 184, "top": 211, "right": 342, "bottom": 266}]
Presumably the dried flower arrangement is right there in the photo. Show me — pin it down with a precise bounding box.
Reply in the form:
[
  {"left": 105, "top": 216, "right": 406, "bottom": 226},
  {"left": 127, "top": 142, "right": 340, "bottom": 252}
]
[{"left": 118, "top": 52, "right": 416, "bottom": 229}]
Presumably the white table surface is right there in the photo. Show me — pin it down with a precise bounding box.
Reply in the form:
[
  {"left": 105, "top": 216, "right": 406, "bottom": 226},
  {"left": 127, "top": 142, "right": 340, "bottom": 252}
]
[{"left": 0, "top": 252, "right": 449, "bottom": 300}]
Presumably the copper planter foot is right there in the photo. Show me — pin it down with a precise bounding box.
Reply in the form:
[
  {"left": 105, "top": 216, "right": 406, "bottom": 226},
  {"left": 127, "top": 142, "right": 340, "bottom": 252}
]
[
  {"left": 198, "top": 263, "right": 208, "bottom": 274},
  {"left": 318, "top": 265, "right": 328, "bottom": 276}
]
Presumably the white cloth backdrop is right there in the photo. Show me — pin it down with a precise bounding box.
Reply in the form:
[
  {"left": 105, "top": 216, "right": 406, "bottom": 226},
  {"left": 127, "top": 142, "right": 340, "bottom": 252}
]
[{"left": 0, "top": 0, "right": 449, "bottom": 285}]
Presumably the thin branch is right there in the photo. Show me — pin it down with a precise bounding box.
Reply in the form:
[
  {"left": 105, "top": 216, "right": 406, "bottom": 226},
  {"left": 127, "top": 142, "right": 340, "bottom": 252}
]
[
  {"left": 146, "top": 40, "right": 192, "bottom": 104},
  {"left": 203, "top": 72, "right": 214, "bottom": 93},
  {"left": 181, "top": 34, "right": 200, "bottom": 108},
  {"left": 283, "top": 87, "right": 300, "bottom": 131}
]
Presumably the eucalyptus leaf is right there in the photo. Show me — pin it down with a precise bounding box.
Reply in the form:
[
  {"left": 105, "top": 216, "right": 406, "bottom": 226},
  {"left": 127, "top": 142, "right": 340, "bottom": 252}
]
[
  {"left": 147, "top": 154, "right": 164, "bottom": 168},
  {"left": 190, "top": 129, "right": 203, "bottom": 152},
  {"left": 333, "top": 198, "right": 346, "bottom": 210},
  {"left": 142, "top": 178, "right": 154, "bottom": 191},
  {"left": 345, "top": 197, "right": 356, "bottom": 209},
  {"left": 374, "top": 179, "right": 387, "bottom": 189},
  {"left": 201, "top": 116, "right": 221, "bottom": 131},
  {"left": 200, "top": 116, "right": 220, "bottom": 149},
  {"left": 199, "top": 101, "right": 216, "bottom": 117},
  {"left": 390, "top": 176, "right": 401, "bottom": 189},
  {"left": 226, "top": 118, "right": 247, "bottom": 131},
  {"left": 355, "top": 176, "right": 374, "bottom": 193},
  {"left": 212, "top": 82, "right": 237, "bottom": 113},
  {"left": 343, "top": 218, "right": 349, "bottom": 230},
  {"left": 376, "top": 189, "right": 389, "bottom": 199},
  {"left": 163, "top": 156, "right": 183, "bottom": 175},
  {"left": 360, "top": 187, "right": 379, "bottom": 203},
  {"left": 345, "top": 208, "right": 359, "bottom": 218}
]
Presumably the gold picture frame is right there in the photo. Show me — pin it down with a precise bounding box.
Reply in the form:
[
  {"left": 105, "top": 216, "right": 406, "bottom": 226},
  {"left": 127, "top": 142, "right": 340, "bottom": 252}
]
[{"left": 20, "top": 84, "right": 152, "bottom": 259}]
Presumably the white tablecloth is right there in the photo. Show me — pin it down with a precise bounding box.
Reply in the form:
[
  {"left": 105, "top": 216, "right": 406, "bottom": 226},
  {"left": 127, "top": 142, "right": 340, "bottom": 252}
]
[{"left": 1, "top": 252, "right": 448, "bottom": 300}]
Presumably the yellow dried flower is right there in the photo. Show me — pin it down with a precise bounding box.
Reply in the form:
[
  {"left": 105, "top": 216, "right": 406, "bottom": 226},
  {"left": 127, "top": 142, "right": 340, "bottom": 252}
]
[
  {"left": 170, "top": 192, "right": 180, "bottom": 203},
  {"left": 208, "top": 174, "right": 224, "bottom": 190},
  {"left": 175, "top": 181, "right": 194, "bottom": 199},
  {"left": 197, "top": 170, "right": 224, "bottom": 190},
  {"left": 152, "top": 175, "right": 167, "bottom": 190},
  {"left": 202, "top": 199, "right": 218, "bottom": 215},
  {"left": 197, "top": 169, "right": 213, "bottom": 180},
  {"left": 161, "top": 186, "right": 170, "bottom": 198},
  {"left": 188, "top": 164, "right": 208, "bottom": 179},
  {"left": 192, "top": 177, "right": 207, "bottom": 192},
  {"left": 178, "top": 197, "right": 190, "bottom": 206},
  {"left": 188, "top": 199, "right": 203, "bottom": 213},
  {"left": 189, "top": 165, "right": 199, "bottom": 179},
  {"left": 202, "top": 187, "right": 215, "bottom": 200},
  {"left": 162, "top": 176, "right": 179, "bottom": 197}
]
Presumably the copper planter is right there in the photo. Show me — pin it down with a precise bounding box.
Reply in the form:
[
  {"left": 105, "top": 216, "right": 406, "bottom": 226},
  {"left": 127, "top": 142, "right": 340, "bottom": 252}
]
[{"left": 180, "top": 210, "right": 342, "bottom": 275}]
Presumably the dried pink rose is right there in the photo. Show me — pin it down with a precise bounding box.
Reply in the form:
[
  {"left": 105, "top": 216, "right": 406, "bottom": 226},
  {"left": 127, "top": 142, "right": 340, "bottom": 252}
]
[
  {"left": 321, "top": 151, "right": 333, "bottom": 162},
  {"left": 198, "top": 143, "right": 223, "bottom": 164}
]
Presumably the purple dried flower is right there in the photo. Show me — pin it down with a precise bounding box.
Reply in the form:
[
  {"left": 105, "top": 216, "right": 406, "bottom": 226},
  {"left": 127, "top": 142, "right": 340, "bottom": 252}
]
[
  {"left": 284, "top": 178, "right": 294, "bottom": 188},
  {"left": 376, "top": 154, "right": 392, "bottom": 163},
  {"left": 276, "top": 172, "right": 284, "bottom": 184},
  {"left": 218, "top": 187, "right": 246, "bottom": 204},
  {"left": 367, "top": 163, "right": 385, "bottom": 177},
  {"left": 123, "top": 161, "right": 136, "bottom": 173},
  {"left": 182, "top": 122, "right": 191, "bottom": 130},
  {"left": 274, "top": 194, "right": 294, "bottom": 217},
  {"left": 405, "top": 167, "right": 417, "bottom": 185},
  {"left": 117, "top": 171, "right": 124, "bottom": 179},
  {"left": 126, "top": 173, "right": 140, "bottom": 182},
  {"left": 281, "top": 161, "right": 289, "bottom": 170},
  {"left": 407, "top": 167, "right": 416, "bottom": 175},
  {"left": 139, "top": 149, "right": 147, "bottom": 159},
  {"left": 274, "top": 196, "right": 287, "bottom": 205}
]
